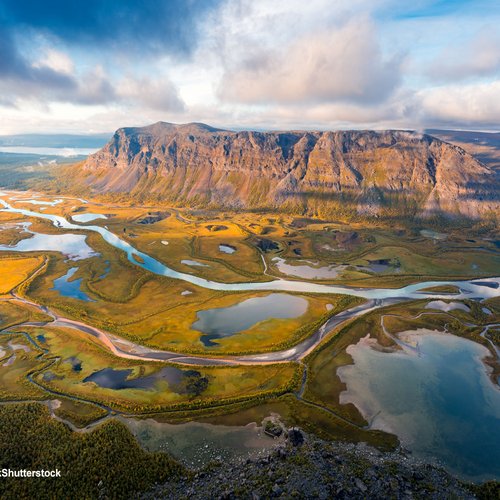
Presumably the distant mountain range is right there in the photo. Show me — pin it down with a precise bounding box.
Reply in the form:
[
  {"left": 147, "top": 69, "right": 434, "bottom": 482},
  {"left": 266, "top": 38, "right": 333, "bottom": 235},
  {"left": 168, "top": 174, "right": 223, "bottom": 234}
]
[
  {"left": 68, "top": 122, "right": 499, "bottom": 222},
  {"left": 0, "top": 133, "right": 111, "bottom": 149}
]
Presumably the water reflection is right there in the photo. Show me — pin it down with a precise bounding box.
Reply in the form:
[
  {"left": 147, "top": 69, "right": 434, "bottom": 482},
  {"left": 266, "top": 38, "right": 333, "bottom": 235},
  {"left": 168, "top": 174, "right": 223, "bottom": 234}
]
[
  {"left": 0, "top": 222, "right": 98, "bottom": 261},
  {"left": 339, "top": 331, "right": 500, "bottom": 481},
  {"left": 52, "top": 267, "right": 95, "bottom": 301},
  {"left": 192, "top": 293, "right": 308, "bottom": 346},
  {"left": 72, "top": 213, "right": 107, "bottom": 223}
]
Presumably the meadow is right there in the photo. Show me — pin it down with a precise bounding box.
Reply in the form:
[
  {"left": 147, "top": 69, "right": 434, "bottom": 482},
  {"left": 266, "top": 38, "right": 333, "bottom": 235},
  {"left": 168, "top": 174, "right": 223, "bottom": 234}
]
[{"left": 0, "top": 190, "right": 498, "bottom": 454}]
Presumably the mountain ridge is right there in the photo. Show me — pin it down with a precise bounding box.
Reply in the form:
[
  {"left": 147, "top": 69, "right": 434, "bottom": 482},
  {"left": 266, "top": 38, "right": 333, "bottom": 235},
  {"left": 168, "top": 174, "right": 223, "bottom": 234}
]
[{"left": 75, "top": 122, "right": 499, "bottom": 222}]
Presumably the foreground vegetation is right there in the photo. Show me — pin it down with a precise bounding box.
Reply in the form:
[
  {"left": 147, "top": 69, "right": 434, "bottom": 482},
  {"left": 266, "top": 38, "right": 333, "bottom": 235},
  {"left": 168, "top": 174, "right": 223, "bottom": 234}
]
[{"left": 0, "top": 403, "right": 184, "bottom": 499}]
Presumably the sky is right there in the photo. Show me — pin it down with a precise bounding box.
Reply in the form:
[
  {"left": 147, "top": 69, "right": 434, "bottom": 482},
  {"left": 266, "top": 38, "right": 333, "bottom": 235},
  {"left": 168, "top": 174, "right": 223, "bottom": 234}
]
[{"left": 0, "top": 0, "right": 499, "bottom": 134}]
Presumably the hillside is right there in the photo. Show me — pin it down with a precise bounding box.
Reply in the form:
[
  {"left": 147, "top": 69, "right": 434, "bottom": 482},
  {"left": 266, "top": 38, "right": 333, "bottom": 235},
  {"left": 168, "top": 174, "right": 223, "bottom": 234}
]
[
  {"left": 427, "top": 129, "right": 500, "bottom": 173},
  {"left": 73, "top": 122, "right": 499, "bottom": 221}
]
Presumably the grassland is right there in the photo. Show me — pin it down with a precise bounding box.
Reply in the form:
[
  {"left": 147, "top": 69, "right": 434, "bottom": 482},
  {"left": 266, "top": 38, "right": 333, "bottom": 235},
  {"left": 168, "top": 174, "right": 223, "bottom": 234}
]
[
  {"left": 3, "top": 324, "right": 300, "bottom": 413},
  {"left": 0, "top": 300, "right": 52, "bottom": 330},
  {"left": 3, "top": 191, "right": 499, "bottom": 288},
  {"left": 51, "top": 397, "right": 109, "bottom": 428},
  {"left": 0, "top": 189, "right": 498, "bottom": 450},
  {"left": 0, "top": 256, "right": 44, "bottom": 294},
  {"left": 419, "top": 285, "right": 462, "bottom": 293},
  {"left": 21, "top": 233, "right": 360, "bottom": 354},
  {"left": 0, "top": 313, "right": 401, "bottom": 450},
  {"left": 0, "top": 333, "right": 49, "bottom": 401},
  {"left": 195, "top": 394, "right": 398, "bottom": 451}
]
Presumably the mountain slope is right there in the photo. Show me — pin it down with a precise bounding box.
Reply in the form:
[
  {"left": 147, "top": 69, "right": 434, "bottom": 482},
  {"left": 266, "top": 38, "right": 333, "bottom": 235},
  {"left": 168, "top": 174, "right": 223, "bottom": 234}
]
[{"left": 76, "top": 122, "right": 499, "bottom": 221}]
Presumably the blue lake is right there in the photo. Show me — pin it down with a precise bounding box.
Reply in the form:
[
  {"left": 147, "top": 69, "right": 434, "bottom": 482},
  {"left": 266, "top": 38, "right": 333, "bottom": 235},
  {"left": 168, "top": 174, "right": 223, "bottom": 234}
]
[
  {"left": 52, "top": 268, "right": 95, "bottom": 301},
  {"left": 339, "top": 331, "right": 500, "bottom": 482},
  {"left": 84, "top": 366, "right": 207, "bottom": 395}
]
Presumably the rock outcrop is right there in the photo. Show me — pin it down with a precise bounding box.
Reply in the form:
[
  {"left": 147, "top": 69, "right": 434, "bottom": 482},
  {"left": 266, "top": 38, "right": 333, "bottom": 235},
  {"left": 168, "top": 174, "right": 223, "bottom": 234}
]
[
  {"left": 79, "top": 122, "right": 499, "bottom": 221},
  {"left": 142, "top": 430, "right": 493, "bottom": 499}
]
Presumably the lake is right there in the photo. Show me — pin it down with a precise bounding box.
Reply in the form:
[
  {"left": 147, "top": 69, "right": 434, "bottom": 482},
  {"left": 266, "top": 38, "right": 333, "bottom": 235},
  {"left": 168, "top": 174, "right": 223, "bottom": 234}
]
[
  {"left": 191, "top": 293, "right": 309, "bottom": 346},
  {"left": 120, "top": 417, "right": 277, "bottom": 468},
  {"left": 52, "top": 267, "right": 95, "bottom": 301},
  {"left": 72, "top": 213, "right": 107, "bottom": 223},
  {"left": 0, "top": 223, "right": 98, "bottom": 261},
  {"left": 339, "top": 330, "right": 500, "bottom": 481}
]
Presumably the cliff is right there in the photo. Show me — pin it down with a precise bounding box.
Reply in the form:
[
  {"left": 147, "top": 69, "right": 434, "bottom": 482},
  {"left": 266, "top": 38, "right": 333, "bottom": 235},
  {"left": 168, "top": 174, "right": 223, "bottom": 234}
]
[{"left": 78, "top": 122, "right": 499, "bottom": 220}]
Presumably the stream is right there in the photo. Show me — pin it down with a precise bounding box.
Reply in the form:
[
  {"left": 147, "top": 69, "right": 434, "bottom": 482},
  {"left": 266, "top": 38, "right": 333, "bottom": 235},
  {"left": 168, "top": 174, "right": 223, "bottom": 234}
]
[{"left": 1, "top": 191, "right": 499, "bottom": 365}]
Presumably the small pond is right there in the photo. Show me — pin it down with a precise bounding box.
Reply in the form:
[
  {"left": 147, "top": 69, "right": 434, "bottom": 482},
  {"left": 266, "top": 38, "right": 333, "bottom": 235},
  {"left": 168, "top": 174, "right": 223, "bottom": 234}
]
[
  {"left": 425, "top": 300, "right": 470, "bottom": 312},
  {"left": 65, "top": 356, "right": 82, "bottom": 372},
  {"left": 120, "top": 417, "right": 277, "bottom": 468},
  {"left": 72, "top": 213, "right": 107, "bottom": 223},
  {"left": 357, "top": 258, "right": 400, "bottom": 274},
  {"left": 83, "top": 366, "right": 209, "bottom": 395},
  {"left": 272, "top": 257, "right": 345, "bottom": 280},
  {"left": 52, "top": 268, "right": 95, "bottom": 301},
  {"left": 181, "top": 259, "right": 209, "bottom": 267},
  {"left": 22, "top": 198, "right": 63, "bottom": 206},
  {"left": 420, "top": 229, "right": 447, "bottom": 240},
  {"left": 219, "top": 244, "right": 236, "bottom": 254},
  {"left": 273, "top": 257, "right": 399, "bottom": 279},
  {"left": 192, "top": 293, "right": 308, "bottom": 347}
]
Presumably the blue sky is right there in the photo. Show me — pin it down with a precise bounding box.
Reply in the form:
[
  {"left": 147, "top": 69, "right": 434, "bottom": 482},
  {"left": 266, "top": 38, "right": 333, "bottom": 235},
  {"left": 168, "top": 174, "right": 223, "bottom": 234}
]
[{"left": 0, "top": 0, "right": 499, "bottom": 133}]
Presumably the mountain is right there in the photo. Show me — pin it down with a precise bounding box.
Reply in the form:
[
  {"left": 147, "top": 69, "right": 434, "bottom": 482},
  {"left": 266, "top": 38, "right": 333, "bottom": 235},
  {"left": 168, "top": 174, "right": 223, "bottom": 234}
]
[
  {"left": 76, "top": 122, "right": 499, "bottom": 221},
  {"left": 426, "top": 129, "right": 500, "bottom": 172}
]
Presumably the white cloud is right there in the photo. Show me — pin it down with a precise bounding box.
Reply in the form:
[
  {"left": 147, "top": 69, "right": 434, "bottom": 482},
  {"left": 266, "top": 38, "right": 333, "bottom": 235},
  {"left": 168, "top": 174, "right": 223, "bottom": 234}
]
[
  {"left": 33, "top": 49, "right": 75, "bottom": 75},
  {"left": 2, "top": 0, "right": 500, "bottom": 133},
  {"left": 416, "top": 80, "right": 500, "bottom": 126},
  {"left": 218, "top": 16, "right": 402, "bottom": 106},
  {"left": 117, "top": 76, "right": 185, "bottom": 112},
  {"left": 427, "top": 27, "right": 500, "bottom": 82}
]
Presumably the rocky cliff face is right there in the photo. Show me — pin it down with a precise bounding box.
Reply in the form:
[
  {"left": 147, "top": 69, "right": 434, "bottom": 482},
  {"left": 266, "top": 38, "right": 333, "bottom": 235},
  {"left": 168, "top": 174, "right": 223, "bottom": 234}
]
[{"left": 80, "top": 122, "right": 499, "bottom": 220}]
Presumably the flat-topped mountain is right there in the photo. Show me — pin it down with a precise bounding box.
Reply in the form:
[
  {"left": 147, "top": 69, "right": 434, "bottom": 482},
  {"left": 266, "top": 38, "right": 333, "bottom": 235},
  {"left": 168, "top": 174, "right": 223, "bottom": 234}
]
[{"left": 78, "top": 122, "right": 499, "bottom": 221}]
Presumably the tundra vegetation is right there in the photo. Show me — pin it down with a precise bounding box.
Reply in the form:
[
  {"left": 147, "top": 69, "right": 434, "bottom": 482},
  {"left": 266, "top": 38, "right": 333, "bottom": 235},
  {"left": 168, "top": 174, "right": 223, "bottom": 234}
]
[{"left": 0, "top": 191, "right": 498, "bottom": 497}]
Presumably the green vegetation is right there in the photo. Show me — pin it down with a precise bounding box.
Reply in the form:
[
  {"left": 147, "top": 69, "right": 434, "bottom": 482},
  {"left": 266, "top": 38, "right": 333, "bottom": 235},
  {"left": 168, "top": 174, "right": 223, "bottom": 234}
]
[
  {"left": 0, "top": 301, "right": 51, "bottom": 331},
  {"left": 3, "top": 325, "right": 301, "bottom": 414},
  {"left": 0, "top": 333, "right": 50, "bottom": 401},
  {"left": 0, "top": 154, "right": 58, "bottom": 190},
  {"left": 419, "top": 285, "right": 461, "bottom": 294},
  {"left": 0, "top": 189, "right": 498, "bottom": 462},
  {"left": 0, "top": 403, "right": 184, "bottom": 500},
  {"left": 23, "top": 239, "right": 360, "bottom": 354},
  {"left": 52, "top": 398, "right": 109, "bottom": 428},
  {"left": 195, "top": 394, "right": 398, "bottom": 451}
]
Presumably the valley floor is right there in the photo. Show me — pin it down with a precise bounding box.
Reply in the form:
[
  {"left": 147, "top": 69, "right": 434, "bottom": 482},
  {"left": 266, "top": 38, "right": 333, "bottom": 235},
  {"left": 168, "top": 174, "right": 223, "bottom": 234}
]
[{"left": 0, "top": 189, "right": 499, "bottom": 494}]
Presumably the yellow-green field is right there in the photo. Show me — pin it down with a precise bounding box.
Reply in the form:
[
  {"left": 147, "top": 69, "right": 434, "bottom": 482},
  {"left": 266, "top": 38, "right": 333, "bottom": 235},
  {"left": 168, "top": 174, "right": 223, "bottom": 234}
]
[
  {"left": 0, "top": 256, "right": 44, "bottom": 294},
  {"left": 4, "top": 323, "right": 300, "bottom": 413},
  {"left": 0, "top": 190, "right": 498, "bottom": 449}
]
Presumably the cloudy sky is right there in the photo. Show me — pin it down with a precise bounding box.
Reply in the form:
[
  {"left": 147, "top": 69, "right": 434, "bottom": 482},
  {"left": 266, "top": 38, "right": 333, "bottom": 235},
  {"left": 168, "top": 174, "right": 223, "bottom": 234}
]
[{"left": 1, "top": 0, "right": 499, "bottom": 134}]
